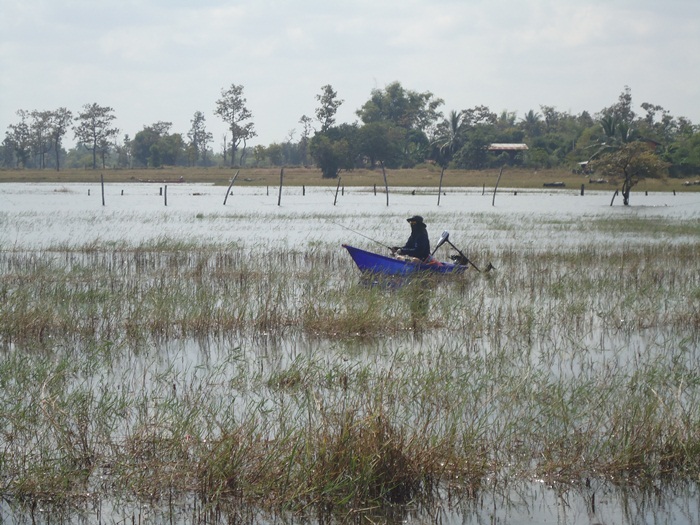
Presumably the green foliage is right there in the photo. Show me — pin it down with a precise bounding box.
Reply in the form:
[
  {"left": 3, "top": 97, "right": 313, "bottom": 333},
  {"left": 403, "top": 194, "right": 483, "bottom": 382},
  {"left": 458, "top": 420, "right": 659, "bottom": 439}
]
[
  {"left": 5, "top": 84, "right": 700, "bottom": 175},
  {"left": 356, "top": 81, "right": 443, "bottom": 132},
  {"left": 315, "top": 84, "right": 343, "bottom": 132},
  {"left": 358, "top": 121, "right": 405, "bottom": 168},
  {"left": 73, "top": 103, "right": 118, "bottom": 170},
  {"left": 592, "top": 141, "right": 669, "bottom": 204},
  {"left": 309, "top": 124, "right": 359, "bottom": 178},
  {"left": 131, "top": 122, "right": 186, "bottom": 168},
  {"left": 667, "top": 130, "right": 700, "bottom": 177},
  {"left": 214, "top": 84, "right": 257, "bottom": 167}
]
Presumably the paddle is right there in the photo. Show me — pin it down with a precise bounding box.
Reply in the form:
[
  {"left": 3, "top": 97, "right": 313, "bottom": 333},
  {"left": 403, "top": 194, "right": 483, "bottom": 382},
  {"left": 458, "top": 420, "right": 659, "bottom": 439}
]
[
  {"left": 445, "top": 238, "right": 481, "bottom": 272},
  {"left": 430, "top": 230, "right": 450, "bottom": 256}
]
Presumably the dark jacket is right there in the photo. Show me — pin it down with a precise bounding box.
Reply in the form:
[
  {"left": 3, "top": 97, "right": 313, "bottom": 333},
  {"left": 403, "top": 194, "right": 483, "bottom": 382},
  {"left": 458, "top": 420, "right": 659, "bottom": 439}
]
[{"left": 399, "top": 222, "right": 430, "bottom": 260}]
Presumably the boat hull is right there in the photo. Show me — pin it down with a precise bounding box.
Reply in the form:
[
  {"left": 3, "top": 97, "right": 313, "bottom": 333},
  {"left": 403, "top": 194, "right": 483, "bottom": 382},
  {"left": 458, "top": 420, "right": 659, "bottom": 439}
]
[{"left": 342, "top": 244, "right": 467, "bottom": 276}]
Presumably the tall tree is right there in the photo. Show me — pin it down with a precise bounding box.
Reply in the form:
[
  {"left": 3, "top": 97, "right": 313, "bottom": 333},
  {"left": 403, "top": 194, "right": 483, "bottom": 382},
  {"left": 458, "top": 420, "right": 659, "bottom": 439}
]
[
  {"left": 431, "top": 110, "right": 464, "bottom": 165},
  {"left": 73, "top": 103, "right": 118, "bottom": 169},
  {"left": 187, "top": 111, "right": 213, "bottom": 166},
  {"left": 47, "top": 107, "right": 73, "bottom": 171},
  {"left": 214, "top": 84, "right": 256, "bottom": 167},
  {"left": 5, "top": 110, "right": 32, "bottom": 168},
  {"left": 358, "top": 121, "right": 404, "bottom": 169},
  {"left": 309, "top": 123, "right": 358, "bottom": 178},
  {"left": 30, "top": 110, "right": 52, "bottom": 168},
  {"left": 115, "top": 134, "right": 132, "bottom": 168},
  {"left": 521, "top": 109, "right": 542, "bottom": 138},
  {"left": 315, "top": 85, "right": 343, "bottom": 132},
  {"left": 357, "top": 81, "right": 443, "bottom": 132},
  {"left": 357, "top": 82, "right": 443, "bottom": 166},
  {"left": 298, "top": 114, "right": 314, "bottom": 165},
  {"left": 131, "top": 122, "right": 185, "bottom": 168}
]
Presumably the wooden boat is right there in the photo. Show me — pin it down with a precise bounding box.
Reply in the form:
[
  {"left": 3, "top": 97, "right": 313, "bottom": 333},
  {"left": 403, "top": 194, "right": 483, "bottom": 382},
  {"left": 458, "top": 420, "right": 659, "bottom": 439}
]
[{"left": 342, "top": 244, "right": 468, "bottom": 276}]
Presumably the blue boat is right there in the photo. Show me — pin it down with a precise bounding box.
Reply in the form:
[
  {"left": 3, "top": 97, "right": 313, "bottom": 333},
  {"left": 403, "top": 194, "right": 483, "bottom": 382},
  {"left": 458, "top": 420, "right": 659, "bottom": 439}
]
[{"left": 342, "top": 244, "right": 468, "bottom": 276}]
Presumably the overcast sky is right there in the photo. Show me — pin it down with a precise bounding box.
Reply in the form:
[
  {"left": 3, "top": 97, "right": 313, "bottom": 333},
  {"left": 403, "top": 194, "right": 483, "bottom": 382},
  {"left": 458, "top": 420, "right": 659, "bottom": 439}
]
[{"left": 2, "top": 0, "right": 699, "bottom": 149}]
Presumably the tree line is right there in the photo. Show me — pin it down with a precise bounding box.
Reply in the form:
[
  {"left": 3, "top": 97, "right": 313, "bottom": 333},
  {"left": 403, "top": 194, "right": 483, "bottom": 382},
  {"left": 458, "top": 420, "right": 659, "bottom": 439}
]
[{"left": 3, "top": 83, "right": 699, "bottom": 184}]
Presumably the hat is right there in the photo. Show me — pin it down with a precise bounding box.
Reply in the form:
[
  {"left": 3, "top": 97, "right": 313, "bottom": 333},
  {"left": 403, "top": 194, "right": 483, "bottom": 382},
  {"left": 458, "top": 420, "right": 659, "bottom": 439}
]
[{"left": 406, "top": 215, "right": 424, "bottom": 223}]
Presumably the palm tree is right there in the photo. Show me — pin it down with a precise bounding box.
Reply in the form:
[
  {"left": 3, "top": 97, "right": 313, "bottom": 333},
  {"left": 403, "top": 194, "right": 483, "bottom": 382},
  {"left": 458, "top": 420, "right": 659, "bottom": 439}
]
[
  {"left": 521, "top": 109, "right": 542, "bottom": 138},
  {"left": 591, "top": 114, "right": 636, "bottom": 160}
]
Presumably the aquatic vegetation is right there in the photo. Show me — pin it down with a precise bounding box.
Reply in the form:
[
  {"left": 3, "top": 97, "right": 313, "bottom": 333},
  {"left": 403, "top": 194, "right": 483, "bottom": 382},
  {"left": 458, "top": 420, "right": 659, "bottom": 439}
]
[{"left": 0, "top": 186, "right": 699, "bottom": 522}]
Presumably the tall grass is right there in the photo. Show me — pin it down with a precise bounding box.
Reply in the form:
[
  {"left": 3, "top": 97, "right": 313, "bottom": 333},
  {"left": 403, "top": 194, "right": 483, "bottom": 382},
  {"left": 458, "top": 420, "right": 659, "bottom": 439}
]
[{"left": 0, "top": 225, "right": 699, "bottom": 520}]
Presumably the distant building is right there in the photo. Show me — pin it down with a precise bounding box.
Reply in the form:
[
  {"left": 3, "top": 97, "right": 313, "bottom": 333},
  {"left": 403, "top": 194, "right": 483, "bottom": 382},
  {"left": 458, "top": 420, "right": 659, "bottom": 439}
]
[
  {"left": 487, "top": 143, "right": 529, "bottom": 152},
  {"left": 488, "top": 143, "right": 529, "bottom": 165}
]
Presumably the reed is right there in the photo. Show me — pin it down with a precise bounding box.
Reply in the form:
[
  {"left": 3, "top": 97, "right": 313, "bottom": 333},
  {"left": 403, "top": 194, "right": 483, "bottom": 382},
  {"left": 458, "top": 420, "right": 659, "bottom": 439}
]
[{"left": 0, "top": 216, "right": 699, "bottom": 521}]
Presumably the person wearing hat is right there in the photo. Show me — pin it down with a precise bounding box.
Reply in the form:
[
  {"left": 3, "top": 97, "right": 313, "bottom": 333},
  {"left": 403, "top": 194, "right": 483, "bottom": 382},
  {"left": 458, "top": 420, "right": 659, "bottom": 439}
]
[{"left": 391, "top": 215, "right": 431, "bottom": 260}]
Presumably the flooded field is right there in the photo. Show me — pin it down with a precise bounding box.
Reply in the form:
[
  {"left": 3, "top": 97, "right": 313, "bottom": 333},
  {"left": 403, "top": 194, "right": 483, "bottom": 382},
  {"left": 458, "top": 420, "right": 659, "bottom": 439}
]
[{"left": 1, "top": 182, "right": 699, "bottom": 524}]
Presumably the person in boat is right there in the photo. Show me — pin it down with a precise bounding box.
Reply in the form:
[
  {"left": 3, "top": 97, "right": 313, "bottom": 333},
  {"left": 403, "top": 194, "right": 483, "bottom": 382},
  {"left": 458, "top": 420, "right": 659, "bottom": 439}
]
[{"left": 392, "top": 215, "right": 431, "bottom": 261}]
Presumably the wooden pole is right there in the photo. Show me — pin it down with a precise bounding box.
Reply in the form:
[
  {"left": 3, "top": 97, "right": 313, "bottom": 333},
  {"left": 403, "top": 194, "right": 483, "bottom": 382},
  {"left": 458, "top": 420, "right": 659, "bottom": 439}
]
[
  {"left": 101, "top": 173, "right": 105, "bottom": 206},
  {"left": 164, "top": 185, "right": 168, "bottom": 206},
  {"left": 277, "top": 168, "right": 284, "bottom": 206},
  {"left": 223, "top": 169, "right": 239, "bottom": 205},
  {"left": 380, "top": 161, "right": 389, "bottom": 206},
  {"left": 581, "top": 184, "right": 585, "bottom": 196},
  {"left": 610, "top": 189, "right": 618, "bottom": 206},
  {"left": 437, "top": 166, "right": 445, "bottom": 206},
  {"left": 492, "top": 166, "right": 504, "bottom": 206},
  {"left": 334, "top": 177, "right": 342, "bottom": 205}
]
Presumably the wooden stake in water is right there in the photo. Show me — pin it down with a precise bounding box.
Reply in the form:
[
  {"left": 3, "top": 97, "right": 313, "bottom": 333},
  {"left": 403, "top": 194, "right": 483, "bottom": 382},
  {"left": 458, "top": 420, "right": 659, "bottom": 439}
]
[
  {"left": 492, "top": 166, "right": 504, "bottom": 206},
  {"left": 101, "top": 173, "right": 105, "bottom": 206},
  {"left": 277, "top": 168, "right": 284, "bottom": 206},
  {"left": 437, "top": 166, "right": 445, "bottom": 206},
  {"left": 223, "top": 170, "right": 239, "bottom": 205},
  {"left": 334, "top": 177, "right": 342, "bottom": 206},
  {"left": 164, "top": 185, "right": 168, "bottom": 206},
  {"left": 380, "top": 160, "right": 389, "bottom": 206}
]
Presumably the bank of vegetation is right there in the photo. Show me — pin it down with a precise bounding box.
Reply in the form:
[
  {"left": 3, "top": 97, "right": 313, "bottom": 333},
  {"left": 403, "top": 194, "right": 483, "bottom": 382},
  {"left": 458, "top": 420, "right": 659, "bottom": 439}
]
[{"left": 3, "top": 84, "right": 700, "bottom": 195}]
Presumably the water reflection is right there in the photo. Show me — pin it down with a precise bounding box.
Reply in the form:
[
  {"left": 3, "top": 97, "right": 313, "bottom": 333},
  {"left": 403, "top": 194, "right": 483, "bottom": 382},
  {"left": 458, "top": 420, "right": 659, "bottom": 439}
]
[
  {"left": 358, "top": 273, "right": 432, "bottom": 330},
  {"left": 2, "top": 479, "right": 697, "bottom": 524}
]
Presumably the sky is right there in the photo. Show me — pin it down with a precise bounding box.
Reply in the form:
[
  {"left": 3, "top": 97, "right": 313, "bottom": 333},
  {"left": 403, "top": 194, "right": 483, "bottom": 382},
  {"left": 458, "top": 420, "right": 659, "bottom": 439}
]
[{"left": 1, "top": 0, "right": 699, "bottom": 150}]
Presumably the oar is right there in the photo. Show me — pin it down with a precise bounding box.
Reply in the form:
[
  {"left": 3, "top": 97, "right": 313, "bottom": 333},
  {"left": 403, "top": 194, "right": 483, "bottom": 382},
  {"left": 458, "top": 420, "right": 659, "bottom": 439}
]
[
  {"left": 445, "top": 238, "right": 481, "bottom": 272},
  {"left": 430, "top": 230, "right": 450, "bottom": 256}
]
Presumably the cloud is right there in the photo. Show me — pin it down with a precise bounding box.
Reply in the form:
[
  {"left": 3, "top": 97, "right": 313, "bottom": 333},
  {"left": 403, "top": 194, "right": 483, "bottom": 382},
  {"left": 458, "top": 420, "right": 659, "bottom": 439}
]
[{"left": 1, "top": 0, "right": 699, "bottom": 148}]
